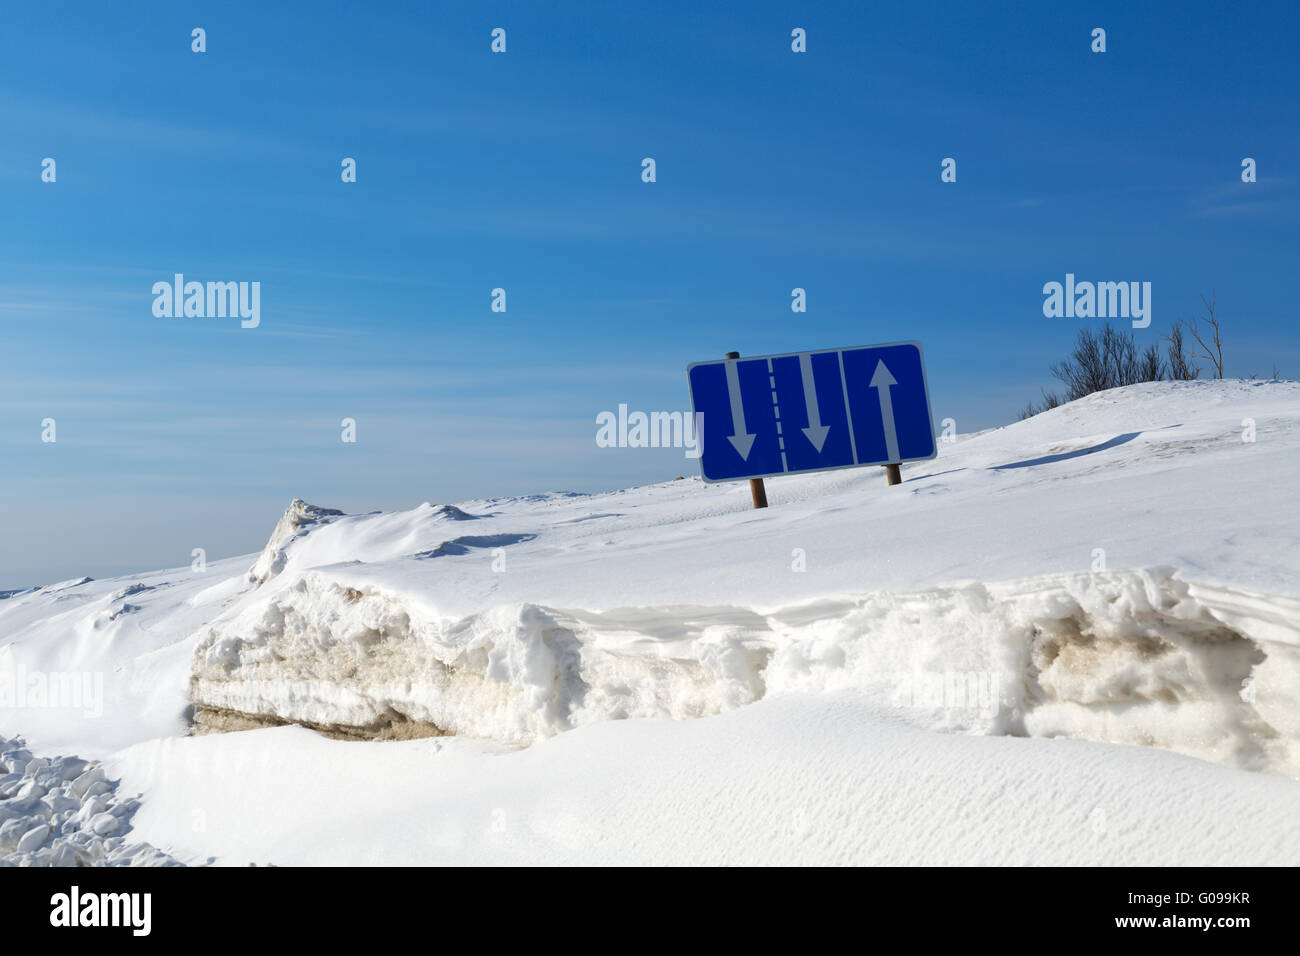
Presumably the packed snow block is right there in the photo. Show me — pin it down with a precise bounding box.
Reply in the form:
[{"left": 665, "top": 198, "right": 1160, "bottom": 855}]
[
  {"left": 188, "top": 575, "right": 762, "bottom": 744},
  {"left": 765, "top": 569, "right": 1300, "bottom": 776},
  {"left": 1003, "top": 573, "right": 1300, "bottom": 775},
  {"left": 187, "top": 564, "right": 1300, "bottom": 776}
]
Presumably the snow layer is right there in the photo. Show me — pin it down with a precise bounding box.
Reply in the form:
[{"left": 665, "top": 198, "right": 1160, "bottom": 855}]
[
  {"left": 2, "top": 379, "right": 1300, "bottom": 864},
  {"left": 107, "top": 700, "right": 1300, "bottom": 866},
  {"left": 187, "top": 566, "right": 1299, "bottom": 775}
]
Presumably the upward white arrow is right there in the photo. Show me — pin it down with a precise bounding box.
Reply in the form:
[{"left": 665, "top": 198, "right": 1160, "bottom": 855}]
[
  {"left": 724, "top": 358, "right": 756, "bottom": 460},
  {"left": 799, "top": 353, "right": 830, "bottom": 452},
  {"left": 870, "top": 360, "right": 900, "bottom": 463}
]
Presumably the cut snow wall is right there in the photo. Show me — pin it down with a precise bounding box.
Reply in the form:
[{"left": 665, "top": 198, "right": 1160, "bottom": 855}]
[{"left": 188, "top": 568, "right": 1300, "bottom": 777}]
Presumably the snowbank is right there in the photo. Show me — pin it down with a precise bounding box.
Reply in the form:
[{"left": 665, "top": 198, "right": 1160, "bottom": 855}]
[{"left": 188, "top": 566, "right": 1300, "bottom": 775}]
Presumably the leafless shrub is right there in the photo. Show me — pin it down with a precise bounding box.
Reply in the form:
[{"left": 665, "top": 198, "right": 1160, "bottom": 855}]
[
  {"left": 1049, "top": 324, "right": 1165, "bottom": 402},
  {"left": 1020, "top": 293, "right": 1235, "bottom": 419},
  {"left": 1164, "top": 321, "right": 1200, "bottom": 380}
]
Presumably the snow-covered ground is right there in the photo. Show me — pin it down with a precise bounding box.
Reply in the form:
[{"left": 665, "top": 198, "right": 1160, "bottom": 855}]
[{"left": 2, "top": 379, "right": 1299, "bottom": 865}]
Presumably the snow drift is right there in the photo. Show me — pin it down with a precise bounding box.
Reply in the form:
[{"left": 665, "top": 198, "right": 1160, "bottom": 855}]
[{"left": 188, "top": 564, "right": 1300, "bottom": 776}]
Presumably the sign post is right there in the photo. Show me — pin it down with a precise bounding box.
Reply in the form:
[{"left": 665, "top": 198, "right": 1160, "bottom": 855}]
[
  {"left": 688, "top": 341, "right": 936, "bottom": 495},
  {"left": 726, "top": 351, "right": 769, "bottom": 509}
]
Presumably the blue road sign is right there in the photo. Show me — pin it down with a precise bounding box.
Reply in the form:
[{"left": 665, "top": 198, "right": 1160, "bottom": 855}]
[{"left": 687, "top": 342, "right": 937, "bottom": 483}]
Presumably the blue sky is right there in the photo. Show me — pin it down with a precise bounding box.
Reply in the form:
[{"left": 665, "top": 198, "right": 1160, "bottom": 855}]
[{"left": 2, "top": 0, "right": 1298, "bottom": 584}]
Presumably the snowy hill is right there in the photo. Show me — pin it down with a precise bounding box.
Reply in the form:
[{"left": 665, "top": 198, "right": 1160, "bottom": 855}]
[{"left": 3, "top": 379, "right": 1299, "bottom": 865}]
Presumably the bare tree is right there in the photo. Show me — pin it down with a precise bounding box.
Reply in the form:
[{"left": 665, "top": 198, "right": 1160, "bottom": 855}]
[
  {"left": 1164, "top": 320, "right": 1199, "bottom": 381},
  {"left": 1188, "top": 292, "right": 1224, "bottom": 379}
]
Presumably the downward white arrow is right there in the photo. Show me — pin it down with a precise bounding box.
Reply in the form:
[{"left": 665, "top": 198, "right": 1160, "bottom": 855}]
[
  {"left": 724, "top": 358, "right": 756, "bottom": 460},
  {"left": 799, "top": 353, "right": 830, "bottom": 452},
  {"left": 870, "top": 360, "right": 900, "bottom": 463}
]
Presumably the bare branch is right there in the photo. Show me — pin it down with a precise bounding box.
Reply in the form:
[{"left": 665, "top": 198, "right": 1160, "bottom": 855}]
[
  {"left": 1163, "top": 320, "right": 1200, "bottom": 380},
  {"left": 1188, "top": 292, "right": 1224, "bottom": 379}
]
